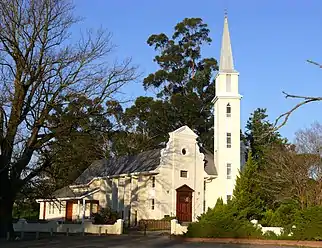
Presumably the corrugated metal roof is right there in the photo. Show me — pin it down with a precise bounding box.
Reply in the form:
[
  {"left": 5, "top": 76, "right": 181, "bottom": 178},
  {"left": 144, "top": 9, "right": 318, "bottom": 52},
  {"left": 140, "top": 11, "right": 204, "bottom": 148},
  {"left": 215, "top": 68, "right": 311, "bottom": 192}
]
[{"left": 75, "top": 149, "right": 162, "bottom": 185}]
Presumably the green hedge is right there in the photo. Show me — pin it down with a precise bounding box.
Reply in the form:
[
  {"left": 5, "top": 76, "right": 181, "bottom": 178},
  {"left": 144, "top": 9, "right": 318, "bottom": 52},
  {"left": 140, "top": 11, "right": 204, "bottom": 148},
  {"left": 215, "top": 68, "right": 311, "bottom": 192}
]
[
  {"left": 291, "top": 206, "right": 322, "bottom": 241},
  {"left": 185, "top": 199, "right": 262, "bottom": 238}
]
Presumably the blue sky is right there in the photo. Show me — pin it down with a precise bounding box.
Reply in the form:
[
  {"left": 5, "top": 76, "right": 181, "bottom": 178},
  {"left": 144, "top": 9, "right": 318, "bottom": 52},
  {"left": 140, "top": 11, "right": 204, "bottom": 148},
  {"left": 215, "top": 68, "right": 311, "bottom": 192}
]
[{"left": 73, "top": 0, "right": 322, "bottom": 141}]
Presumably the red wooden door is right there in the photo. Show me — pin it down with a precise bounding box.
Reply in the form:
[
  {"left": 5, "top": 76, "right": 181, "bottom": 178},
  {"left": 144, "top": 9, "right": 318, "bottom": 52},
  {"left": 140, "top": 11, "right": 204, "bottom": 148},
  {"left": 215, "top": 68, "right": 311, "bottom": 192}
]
[
  {"left": 176, "top": 185, "right": 193, "bottom": 222},
  {"left": 65, "top": 201, "right": 73, "bottom": 221}
]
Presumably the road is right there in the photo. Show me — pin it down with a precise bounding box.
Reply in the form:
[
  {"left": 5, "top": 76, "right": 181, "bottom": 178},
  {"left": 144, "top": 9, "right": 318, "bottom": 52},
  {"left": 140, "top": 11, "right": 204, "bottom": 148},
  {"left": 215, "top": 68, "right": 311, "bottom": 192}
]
[{"left": 1, "top": 234, "right": 296, "bottom": 248}]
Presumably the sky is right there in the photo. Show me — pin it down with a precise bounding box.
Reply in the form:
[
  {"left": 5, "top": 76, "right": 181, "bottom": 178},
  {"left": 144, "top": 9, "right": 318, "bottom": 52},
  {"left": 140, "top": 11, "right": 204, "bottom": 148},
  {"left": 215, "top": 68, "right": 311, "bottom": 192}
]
[{"left": 72, "top": 0, "right": 322, "bottom": 142}]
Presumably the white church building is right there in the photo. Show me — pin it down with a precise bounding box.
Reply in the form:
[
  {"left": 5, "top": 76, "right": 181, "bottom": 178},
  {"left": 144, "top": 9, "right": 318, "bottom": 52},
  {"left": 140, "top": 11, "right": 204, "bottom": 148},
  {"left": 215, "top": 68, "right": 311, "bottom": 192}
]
[{"left": 36, "top": 15, "right": 245, "bottom": 224}]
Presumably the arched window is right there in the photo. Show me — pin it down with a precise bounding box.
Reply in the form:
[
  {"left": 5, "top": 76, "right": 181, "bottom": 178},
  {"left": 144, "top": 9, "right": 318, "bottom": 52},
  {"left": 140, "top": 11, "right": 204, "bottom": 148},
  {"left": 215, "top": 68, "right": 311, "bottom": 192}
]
[{"left": 226, "top": 103, "right": 231, "bottom": 117}]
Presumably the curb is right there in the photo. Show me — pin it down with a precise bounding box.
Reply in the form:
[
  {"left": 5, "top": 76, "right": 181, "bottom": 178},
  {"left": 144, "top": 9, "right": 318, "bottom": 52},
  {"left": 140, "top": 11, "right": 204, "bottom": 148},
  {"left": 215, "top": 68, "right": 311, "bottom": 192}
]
[{"left": 176, "top": 237, "right": 322, "bottom": 247}]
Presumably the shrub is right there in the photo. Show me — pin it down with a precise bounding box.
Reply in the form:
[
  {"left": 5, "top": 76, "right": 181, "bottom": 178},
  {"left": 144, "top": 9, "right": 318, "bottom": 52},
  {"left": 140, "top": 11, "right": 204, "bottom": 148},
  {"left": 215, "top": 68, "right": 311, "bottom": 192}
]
[
  {"left": 291, "top": 206, "right": 322, "bottom": 241},
  {"left": 185, "top": 199, "right": 262, "bottom": 238},
  {"left": 262, "top": 230, "right": 279, "bottom": 240},
  {"left": 93, "top": 207, "right": 120, "bottom": 224},
  {"left": 260, "top": 200, "right": 300, "bottom": 228}
]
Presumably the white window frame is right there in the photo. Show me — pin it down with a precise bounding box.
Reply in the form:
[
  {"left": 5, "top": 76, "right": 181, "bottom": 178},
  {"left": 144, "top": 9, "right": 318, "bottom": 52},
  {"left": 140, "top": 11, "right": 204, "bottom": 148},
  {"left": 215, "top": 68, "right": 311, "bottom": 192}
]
[
  {"left": 227, "top": 163, "right": 232, "bottom": 179},
  {"left": 227, "top": 133, "right": 232, "bottom": 148},
  {"left": 180, "top": 170, "right": 188, "bottom": 178},
  {"left": 226, "top": 103, "right": 231, "bottom": 117}
]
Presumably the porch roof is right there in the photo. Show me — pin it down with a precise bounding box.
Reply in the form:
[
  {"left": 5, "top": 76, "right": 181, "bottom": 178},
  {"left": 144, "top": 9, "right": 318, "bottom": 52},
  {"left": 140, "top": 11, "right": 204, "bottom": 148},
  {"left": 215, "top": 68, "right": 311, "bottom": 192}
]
[{"left": 36, "top": 187, "right": 100, "bottom": 202}]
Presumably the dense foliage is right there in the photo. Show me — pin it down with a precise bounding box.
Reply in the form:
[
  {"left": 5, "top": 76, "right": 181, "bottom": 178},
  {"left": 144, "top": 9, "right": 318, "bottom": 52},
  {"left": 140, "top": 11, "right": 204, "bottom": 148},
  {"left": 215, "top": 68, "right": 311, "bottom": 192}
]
[
  {"left": 92, "top": 207, "right": 120, "bottom": 225},
  {"left": 112, "top": 17, "right": 218, "bottom": 155},
  {"left": 292, "top": 206, "right": 322, "bottom": 240},
  {"left": 187, "top": 108, "right": 322, "bottom": 241},
  {"left": 186, "top": 199, "right": 262, "bottom": 238}
]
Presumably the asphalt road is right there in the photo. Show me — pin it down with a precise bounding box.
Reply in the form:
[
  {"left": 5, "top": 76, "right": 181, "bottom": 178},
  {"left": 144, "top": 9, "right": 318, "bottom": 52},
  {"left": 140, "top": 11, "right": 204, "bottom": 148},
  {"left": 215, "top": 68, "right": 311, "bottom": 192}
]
[{"left": 0, "top": 234, "right": 296, "bottom": 248}]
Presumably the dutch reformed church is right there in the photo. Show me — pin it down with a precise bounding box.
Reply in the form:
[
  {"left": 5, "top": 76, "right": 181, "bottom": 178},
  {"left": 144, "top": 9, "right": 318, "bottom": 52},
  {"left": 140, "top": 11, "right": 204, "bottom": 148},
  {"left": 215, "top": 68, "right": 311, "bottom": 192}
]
[{"left": 36, "top": 15, "right": 245, "bottom": 224}]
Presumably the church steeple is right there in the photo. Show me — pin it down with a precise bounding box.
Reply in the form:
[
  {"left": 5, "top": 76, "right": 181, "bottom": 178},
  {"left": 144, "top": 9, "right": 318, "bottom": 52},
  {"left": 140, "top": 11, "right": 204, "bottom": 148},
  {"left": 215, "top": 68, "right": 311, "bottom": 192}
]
[
  {"left": 219, "top": 15, "right": 235, "bottom": 73},
  {"left": 206, "top": 13, "right": 241, "bottom": 206}
]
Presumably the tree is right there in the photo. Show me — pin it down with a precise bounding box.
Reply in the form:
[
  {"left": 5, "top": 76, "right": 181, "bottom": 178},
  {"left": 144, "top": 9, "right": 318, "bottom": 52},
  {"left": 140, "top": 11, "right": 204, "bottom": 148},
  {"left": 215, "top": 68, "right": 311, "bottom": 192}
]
[
  {"left": 125, "top": 18, "right": 218, "bottom": 151},
  {"left": 43, "top": 95, "right": 114, "bottom": 188},
  {"left": 245, "top": 108, "right": 287, "bottom": 164},
  {"left": 295, "top": 122, "right": 322, "bottom": 156},
  {"left": 0, "top": 0, "right": 137, "bottom": 238},
  {"left": 274, "top": 60, "right": 322, "bottom": 130},
  {"left": 233, "top": 151, "right": 266, "bottom": 220},
  {"left": 259, "top": 144, "right": 322, "bottom": 209},
  {"left": 239, "top": 109, "right": 288, "bottom": 211}
]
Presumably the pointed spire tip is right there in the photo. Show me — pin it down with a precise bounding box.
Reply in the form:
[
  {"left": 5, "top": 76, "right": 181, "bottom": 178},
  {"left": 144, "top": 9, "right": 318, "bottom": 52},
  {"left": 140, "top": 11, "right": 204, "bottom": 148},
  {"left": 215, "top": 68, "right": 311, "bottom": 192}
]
[{"left": 219, "top": 12, "right": 235, "bottom": 73}]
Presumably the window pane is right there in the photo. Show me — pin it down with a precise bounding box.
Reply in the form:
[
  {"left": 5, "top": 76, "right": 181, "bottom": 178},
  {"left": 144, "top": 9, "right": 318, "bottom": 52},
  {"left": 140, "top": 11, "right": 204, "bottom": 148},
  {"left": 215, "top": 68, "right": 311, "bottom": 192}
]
[
  {"left": 227, "top": 163, "right": 232, "bottom": 179},
  {"left": 227, "top": 133, "right": 231, "bottom": 148},
  {"left": 226, "top": 103, "right": 231, "bottom": 117},
  {"left": 180, "top": 170, "right": 188, "bottom": 178}
]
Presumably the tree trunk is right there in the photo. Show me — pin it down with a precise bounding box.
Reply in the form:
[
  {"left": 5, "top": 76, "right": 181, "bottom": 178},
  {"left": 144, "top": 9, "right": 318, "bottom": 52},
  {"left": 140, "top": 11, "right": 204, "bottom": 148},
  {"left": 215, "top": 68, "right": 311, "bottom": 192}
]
[
  {"left": 0, "top": 160, "right": 15, "bottom": 240},
  {"left": 0, "top": 196, "right": 14, "bottom": 240}
]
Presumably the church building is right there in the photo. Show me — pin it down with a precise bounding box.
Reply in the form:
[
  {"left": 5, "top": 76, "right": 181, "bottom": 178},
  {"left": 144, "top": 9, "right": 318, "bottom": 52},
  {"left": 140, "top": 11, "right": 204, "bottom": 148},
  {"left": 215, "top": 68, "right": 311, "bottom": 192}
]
[{"left": 36, "top": 15, "right": 244, "bottom": 224}]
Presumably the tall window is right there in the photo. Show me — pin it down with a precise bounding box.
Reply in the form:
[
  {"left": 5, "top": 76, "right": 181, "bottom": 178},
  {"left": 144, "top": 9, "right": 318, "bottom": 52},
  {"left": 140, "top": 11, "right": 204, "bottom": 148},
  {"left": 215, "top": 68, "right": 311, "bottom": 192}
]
[
  {"left": 226, "top": 74, "right": 231, "bottom": 92},
  {"left": 152, "top": 176, "right": 155, "bottom": 188},
  {"left": 226, "top": 103, "right": 231, "bottom": 117},
  {"left": 226, "top": 133, "right": 231, "bottom": 148},
  {"left": 227, "top": 163, "right": 232, "bottom": 179},
  {"left": 151, "top": 199, "right": 155, "bottom": 210}
]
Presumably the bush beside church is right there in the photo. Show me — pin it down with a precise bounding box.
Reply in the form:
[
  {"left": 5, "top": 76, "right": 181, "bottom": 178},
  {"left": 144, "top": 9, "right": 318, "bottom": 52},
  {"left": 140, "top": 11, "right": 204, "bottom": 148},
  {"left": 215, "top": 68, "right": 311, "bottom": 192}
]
[{"left": 185, "top": 198, "right": 322, "bottom": 241}]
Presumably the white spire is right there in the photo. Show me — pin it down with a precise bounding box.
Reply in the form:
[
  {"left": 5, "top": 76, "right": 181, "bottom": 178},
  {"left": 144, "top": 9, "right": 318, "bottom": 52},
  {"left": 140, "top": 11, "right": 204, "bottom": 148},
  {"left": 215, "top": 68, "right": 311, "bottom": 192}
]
[{"left": 219, "top": 15, "right": 235, "bottom": 73}]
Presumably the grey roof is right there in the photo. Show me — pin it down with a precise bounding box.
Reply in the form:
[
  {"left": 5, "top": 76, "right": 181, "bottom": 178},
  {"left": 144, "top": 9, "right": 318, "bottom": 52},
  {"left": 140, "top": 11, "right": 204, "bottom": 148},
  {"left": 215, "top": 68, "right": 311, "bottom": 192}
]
[
  {"left": 75, "top": 149, "right": 162, "bottom": 185},
  {"left": 53, "top": 186, "right": 99, "bottom": 199},
  {"left": 202, "top": 148, "right": 217, "bottom": 176}
]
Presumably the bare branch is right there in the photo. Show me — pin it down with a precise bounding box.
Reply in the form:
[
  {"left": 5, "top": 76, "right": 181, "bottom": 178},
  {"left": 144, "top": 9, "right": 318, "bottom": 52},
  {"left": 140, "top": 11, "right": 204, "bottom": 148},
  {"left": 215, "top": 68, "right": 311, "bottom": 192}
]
[{"left": 274, "top": 59, "right": 322, "bottom": 131}]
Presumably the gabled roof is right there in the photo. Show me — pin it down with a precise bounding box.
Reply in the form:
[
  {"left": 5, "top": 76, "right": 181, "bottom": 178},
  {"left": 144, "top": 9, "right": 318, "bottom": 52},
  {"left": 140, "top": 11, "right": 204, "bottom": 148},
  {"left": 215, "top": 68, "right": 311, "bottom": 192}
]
[
  {"left": 75, "top": 149, "right": 162, "bottom": 185},
  {"left": 169, "top": 125, "right": 198, "bottom": 138}
]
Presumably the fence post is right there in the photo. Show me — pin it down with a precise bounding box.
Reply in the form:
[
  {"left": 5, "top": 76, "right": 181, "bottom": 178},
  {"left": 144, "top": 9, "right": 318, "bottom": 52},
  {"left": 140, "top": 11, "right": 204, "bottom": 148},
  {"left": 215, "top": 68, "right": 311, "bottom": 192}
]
[
  {"left": 6, "top": 232, "right": 10, "bottom": 241},
  {"left": 35, "top": 231, "right": 39, "bottom": 240},
  {"left": 82, "top": 227, "right": 85, "bottom": 236},
  {"left": 105, "top": 229, "right": 107, "bottom": 235},
  {"left": 66, "top": 227, "right": 69, "bottom": 236},
  {"left": 99, "top": 226, "right": 101, "bottom": 236},
  {"left": 50, "top": 228, "right": 53, "bottom": 237},
  {"left": 144, "top": 222, "right": 147, "bottom": 236}
]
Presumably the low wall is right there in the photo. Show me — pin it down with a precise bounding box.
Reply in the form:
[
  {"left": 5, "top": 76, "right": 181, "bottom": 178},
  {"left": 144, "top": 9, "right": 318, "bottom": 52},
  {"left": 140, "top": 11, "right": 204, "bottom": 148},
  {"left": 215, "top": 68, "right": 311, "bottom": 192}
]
[
  {"left": 261, "top": 226, "right": 283, "bottom": 236},
  {"left": 13, "top": 219, "right": 124, "bottom": 235},
  {"left": 251, "top": 220, "right": 284, "bottom": 236},
  {"left": 170, "top": 219, "right": 188, "bottom": 235}
]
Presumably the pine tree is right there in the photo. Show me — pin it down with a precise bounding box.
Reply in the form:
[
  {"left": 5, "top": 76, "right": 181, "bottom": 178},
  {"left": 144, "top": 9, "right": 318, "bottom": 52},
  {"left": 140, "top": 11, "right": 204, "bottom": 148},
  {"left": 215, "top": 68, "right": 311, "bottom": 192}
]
[{"left": 233, "top": 151, "right": 266, "bottom": 220}]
